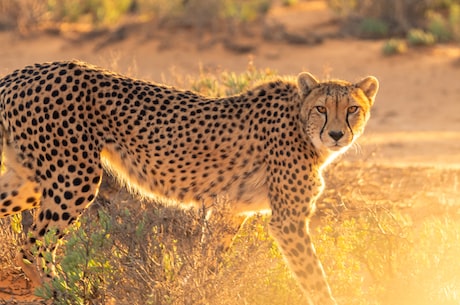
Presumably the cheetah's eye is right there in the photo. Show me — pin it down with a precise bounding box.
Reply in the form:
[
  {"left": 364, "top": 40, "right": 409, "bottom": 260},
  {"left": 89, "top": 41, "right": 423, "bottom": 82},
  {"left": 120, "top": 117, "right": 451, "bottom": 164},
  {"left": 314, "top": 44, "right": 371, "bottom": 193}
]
[
  {"left": 315, "top": 106, "right": 327, "bottom": 114},
  {"left": 347, "top": 106, "right": 359, "bottom": 114}
]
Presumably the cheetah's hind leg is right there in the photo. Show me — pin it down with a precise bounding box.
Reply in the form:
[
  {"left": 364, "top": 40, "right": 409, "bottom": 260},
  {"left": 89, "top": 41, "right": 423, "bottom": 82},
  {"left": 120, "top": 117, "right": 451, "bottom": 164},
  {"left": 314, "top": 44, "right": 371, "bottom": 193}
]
[
  {"left": 0, "top": 169, "right": 42, "bottom": 285},
  {"left": 0, "top": 169, "right": 41, "bottom": 218}
]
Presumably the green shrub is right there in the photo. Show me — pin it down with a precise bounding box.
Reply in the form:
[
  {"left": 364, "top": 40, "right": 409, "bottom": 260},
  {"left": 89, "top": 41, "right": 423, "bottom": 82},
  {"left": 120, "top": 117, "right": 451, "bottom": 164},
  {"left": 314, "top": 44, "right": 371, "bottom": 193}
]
[
  {"left": 281, "top": 0, "right": 298, "bottom": 7},
  {"left": 407, "top": 28, "right": 436, "bottom": 46},
  {"left": 449, "top": 3, "right": 460, "bottom": 40},
  {"left": 190, "top": 63, "right": 277, "bottom": 97},
  {"left": 359, "top": 18, "right": 389, "bottom": 38},
  {"left": 326, "top": 0, "right": 460, "bottom": 42},
  {"left": 426, "top": 3, "right": 460, "bottom": 42},
  {"left": 382, "top": 39, "right": 407, "bottom": 55},
  {"left": 222, "top": 0, "right": 272, "bottom": 22},
  {"left": 427, "top": 11, "right": 453, "bottom": 42},
  {"left": 47, "top": 0, "right": 132, "bottom": 25},
  {"left": 35, "top": 211, "right": 115, "bottom": 304},
  {"left": 0, "top": 0, "right": 275, "bottom": 32}
]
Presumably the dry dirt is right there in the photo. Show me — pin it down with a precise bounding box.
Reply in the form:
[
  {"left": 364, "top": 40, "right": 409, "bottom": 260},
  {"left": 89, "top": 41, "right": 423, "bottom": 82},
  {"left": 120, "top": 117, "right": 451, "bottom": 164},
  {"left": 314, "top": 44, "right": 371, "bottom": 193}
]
[{"left": 0, "top": 1, "right": 459, "bottom": 303}]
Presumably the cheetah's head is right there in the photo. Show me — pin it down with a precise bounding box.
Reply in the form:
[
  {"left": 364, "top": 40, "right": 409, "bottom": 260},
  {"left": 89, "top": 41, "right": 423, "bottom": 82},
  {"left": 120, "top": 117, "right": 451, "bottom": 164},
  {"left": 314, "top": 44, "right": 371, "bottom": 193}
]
[{"left": 297, "top": 72, "right": 379, "bottom": 157}]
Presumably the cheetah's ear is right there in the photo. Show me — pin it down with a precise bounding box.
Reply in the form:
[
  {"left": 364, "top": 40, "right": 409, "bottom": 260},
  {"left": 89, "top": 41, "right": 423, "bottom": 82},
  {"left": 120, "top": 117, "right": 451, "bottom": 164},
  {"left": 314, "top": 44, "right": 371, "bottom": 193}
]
[
  {"left": 297, "top": 72, "right": 319, "bottom": 98},
  {"left": 356, "top": 76, "right": 379, "bottom": 104}
]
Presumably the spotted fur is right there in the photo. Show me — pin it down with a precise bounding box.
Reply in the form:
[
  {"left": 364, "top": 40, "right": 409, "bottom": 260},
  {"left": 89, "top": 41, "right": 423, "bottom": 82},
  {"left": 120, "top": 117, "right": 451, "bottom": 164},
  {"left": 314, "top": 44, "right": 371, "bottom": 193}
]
[{"left": 0, "top": 60, "right": 378, "bottom": 304}]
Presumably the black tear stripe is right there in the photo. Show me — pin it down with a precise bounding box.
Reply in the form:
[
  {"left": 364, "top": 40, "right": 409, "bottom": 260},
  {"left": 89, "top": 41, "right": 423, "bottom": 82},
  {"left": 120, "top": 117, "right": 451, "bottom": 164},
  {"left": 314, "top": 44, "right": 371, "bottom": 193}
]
[
  {"left": 306, "top": 108, "right": 327, "bottom": 140},
  {"left": 335, "top": 94, "right": 339, "bottom": 115},
  {"left": 345, "top": 113, "right": 354, "bottom": 139}
]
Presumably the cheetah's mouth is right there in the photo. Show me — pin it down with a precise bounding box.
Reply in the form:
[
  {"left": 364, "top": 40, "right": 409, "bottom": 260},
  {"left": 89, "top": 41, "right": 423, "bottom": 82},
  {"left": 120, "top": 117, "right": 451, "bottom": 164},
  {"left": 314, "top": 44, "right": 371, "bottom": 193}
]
[
  {"left": 329, "top": 143, "right": 343, "bottom": 150},
  {"left": 327, "top": 141, "right": 351, "bottom": 152}
]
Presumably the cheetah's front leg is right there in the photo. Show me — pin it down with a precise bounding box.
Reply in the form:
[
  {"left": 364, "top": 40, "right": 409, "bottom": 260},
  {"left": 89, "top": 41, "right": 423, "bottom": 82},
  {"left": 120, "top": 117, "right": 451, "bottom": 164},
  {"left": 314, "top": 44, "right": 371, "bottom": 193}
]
[
  {"left": 16, "top": 162, "right": 104, "bottom": 286},
  {"left": 269, "top": 208, "right": 337, "bottom": 305}
]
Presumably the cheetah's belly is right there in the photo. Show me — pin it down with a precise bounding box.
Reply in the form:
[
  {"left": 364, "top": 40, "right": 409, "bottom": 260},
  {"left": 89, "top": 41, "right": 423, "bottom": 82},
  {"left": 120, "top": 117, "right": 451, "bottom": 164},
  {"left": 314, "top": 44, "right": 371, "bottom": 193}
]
[
  {"left": 100, "top": 144, "right": 271, "bottom": 214},
  {"left": 223, "top": 165, "right": 271, "bottom": 215}
]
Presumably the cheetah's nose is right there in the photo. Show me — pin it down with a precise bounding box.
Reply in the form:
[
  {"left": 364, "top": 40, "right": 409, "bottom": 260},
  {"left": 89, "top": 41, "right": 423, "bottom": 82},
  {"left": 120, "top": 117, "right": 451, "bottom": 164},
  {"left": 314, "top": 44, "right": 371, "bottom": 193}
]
[{"left": 328, "top": 130, "right": 344, "bottom": 141}]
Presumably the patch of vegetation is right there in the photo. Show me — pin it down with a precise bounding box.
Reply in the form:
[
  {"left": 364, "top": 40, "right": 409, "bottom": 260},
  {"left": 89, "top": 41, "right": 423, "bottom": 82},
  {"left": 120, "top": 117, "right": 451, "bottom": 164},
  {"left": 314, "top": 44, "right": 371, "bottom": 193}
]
[
  {"left": 358, "top": 18, "right": 389, "bottom": 38},
  {"left": 327, "top": 0, "right": 460, "bottom": 42},
  {"left": 426, "top": 3, "right": 460, "bottom": 43},
  {"left": 281, "top": 0, "right": 298, "bottom": 7},
  {"left": 46, "top": 0, "right": 132, "bottom": 25},
  {"left": 190, "top": 62, "right": 277, "bottom": 97},
  {"left": 30, "top": 187, "right": 460, "bottom": 305},
  {"left": 0, "top": 0, "right": 274, "bottom": 34},
  {"left": 222, "top": 0, "right": 272, "bottom": 23},
  {"left": 407, "top": 29, "right": 436, "bottom": 46},
  {"left": 382, "top": 39, "right": 407, "bottom": 55},
  {"left": 35, "top": 213, "right": 115, "bottom": 304},
  {"left": 316, "top": 209, "right": 460, "bottom": 305},
  {"left": 427, "top": 11, "right": 453, "bottom": 42},
  {"left": 0, "top": 216, "right": 23, "bottom": 270}
]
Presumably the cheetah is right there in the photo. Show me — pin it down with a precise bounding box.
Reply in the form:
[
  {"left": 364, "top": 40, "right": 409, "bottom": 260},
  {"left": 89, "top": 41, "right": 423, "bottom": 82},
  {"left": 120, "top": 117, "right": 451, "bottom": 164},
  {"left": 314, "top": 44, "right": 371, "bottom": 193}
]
[{"left": 0, "top": 60, "right": 378, "bottom": 305}]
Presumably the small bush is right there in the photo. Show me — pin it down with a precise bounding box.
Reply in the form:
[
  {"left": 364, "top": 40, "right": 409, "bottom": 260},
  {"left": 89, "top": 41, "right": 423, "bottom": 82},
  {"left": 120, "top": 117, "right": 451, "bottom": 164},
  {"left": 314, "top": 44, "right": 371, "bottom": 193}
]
[
  {"left": 1, "top": 0, "right": 133, "bottom": 29},
  {"left": 426, "top": 3, "right": 460, "bottom": 42},
  {"left": 281, "top": 0, "right": 298, "bottom": 7},
  {"left": 35, "top": 211, "right": 115, "bottom": 304},
  {"left": 222, "top": 0, "right": 272, "bottom": 23},
  {"left": 382, "top": 39, "right": 407, "bottom": 55},
  {"left": 359, "top": 18, "right": 389, "bottom": 38},
  {"left": 190, "top": 62, "right": 277, "bottom": 97},
  {"left": 427, "top": 11, "right": 453, "bottom": 42},
  {"left": 449, "top": 3, "right": 460, "bottom": 40},
  {"left": 407, "top": 28, "right": 436, "bottom": 46}
]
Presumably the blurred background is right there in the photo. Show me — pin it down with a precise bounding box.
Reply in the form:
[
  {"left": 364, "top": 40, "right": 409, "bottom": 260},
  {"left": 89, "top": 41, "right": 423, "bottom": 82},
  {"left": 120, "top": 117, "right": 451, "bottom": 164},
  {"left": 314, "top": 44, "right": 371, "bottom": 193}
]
[{"left": 0, "top": 0, "right": 459, "bottom": 165}]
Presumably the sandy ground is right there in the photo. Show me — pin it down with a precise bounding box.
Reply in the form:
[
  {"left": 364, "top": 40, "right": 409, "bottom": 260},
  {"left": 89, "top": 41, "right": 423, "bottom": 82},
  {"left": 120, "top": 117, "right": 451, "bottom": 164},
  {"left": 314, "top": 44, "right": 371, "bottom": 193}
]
[{"left": 0, "top": 1, "right": 459, "bottom": 303}]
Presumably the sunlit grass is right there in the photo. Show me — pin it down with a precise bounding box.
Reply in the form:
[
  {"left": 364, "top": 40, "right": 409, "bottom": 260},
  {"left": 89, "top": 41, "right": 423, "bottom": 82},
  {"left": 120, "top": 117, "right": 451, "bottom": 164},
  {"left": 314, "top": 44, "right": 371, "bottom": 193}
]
[
  {"left": 315, "top": 211, "right": 460, "bottom": 305},
  {"left": 28, "top": 174, "right": 460, "bottom": 305}
]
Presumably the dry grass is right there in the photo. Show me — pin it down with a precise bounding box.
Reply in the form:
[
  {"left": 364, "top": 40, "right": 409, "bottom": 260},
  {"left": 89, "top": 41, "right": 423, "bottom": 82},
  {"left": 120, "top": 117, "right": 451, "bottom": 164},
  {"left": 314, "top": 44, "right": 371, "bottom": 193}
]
[
  {"left": 1, "top": 162, "right": 459, "bottom": 305},
  {"left": 316, "top": 162, "right": 460, "bottom": 305}
]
